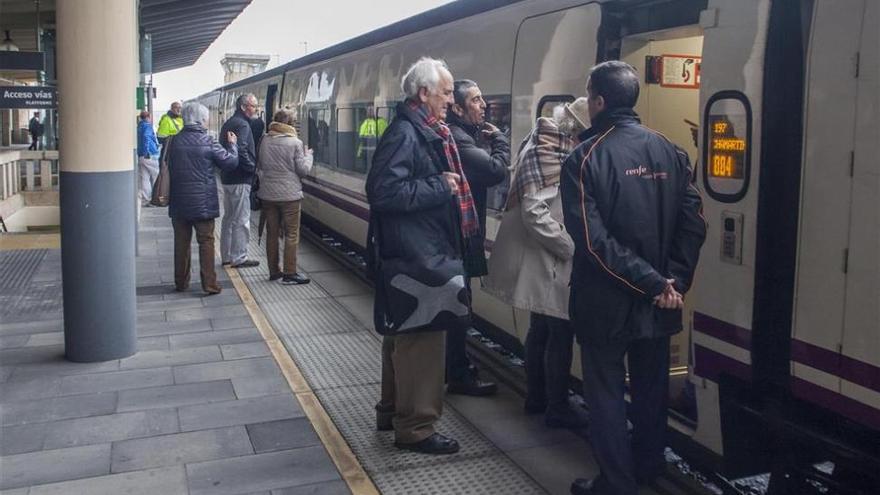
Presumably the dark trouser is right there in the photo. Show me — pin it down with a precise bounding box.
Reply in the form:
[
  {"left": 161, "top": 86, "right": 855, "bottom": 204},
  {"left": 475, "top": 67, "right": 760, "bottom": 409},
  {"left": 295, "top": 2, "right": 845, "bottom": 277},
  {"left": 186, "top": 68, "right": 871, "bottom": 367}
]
[
  {"left": 525, "top": 313, "right": 575, "bottom": 411},
  {"left": 263, "top": 199, "right": 302, "bottom": 278},
  {"left": 379, "top": 331, "right": 446, "bottom": 443},
  {"left": 581, "top": 336, "right": 670, "bottom": 495},
  {"left": 29, "top": 133, "right": 39, "bottom": 150},
  {"left": 171, "top": 217, "right": 220, "bottom": 293},
  {"left": 445, "top": 279, "right": 474, "bottom": 382}
]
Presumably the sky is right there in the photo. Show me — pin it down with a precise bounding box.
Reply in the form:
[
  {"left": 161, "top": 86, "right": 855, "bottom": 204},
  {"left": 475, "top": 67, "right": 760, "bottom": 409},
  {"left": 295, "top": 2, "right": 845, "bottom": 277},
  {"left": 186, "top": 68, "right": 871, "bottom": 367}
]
[{"left": 152, "top": 0, "right": 453, "bottom": 114}]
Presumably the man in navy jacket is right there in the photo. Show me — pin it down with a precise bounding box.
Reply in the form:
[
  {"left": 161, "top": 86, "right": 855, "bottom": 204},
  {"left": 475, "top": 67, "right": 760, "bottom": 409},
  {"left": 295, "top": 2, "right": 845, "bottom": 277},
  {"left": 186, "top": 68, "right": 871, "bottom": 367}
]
[
  {"left": 219, "top": 94, "right": 259, "bottom": 268},
  {"left": 561, "top": 61, "right": 706, "bottom": 495}
]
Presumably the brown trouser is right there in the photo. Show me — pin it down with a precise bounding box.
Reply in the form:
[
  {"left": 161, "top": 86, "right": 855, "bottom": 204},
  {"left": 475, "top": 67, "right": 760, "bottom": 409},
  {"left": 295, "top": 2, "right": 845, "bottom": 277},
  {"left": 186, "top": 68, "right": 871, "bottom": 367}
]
[
  {"left": 379, "top": 330, "right": 446, "bottom": 444},
  {"left": 263, "top": 199, "right": 302, "bottom": 278},
  {"left": 172, "top": 217, "right": 220, "bottom": 293}
]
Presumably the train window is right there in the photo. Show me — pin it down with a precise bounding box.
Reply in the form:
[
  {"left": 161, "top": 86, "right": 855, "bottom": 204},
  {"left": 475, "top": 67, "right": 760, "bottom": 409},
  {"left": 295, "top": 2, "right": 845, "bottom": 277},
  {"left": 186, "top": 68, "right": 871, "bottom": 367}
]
[
  {"left": 484, "top": 96, "right": 512, "bottom": 212},
  {"left": 702, "top": 91, "right": 752, "bottom": 202},
  {"left": 307, "top": 106, "right": 332, "bottom": 166},
  {"left": 335, "top": 106, "right": 388, "bottom": 174},
  {"left": 536, "top": 95, "right": 575, "bottom": 120}
]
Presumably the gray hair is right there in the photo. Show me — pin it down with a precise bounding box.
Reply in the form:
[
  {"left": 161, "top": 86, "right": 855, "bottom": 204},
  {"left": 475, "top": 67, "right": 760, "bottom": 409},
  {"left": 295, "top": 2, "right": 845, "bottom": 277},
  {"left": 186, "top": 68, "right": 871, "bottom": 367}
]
[
  {"left": 401, "top": 57, "right": 451, "bottom": 99},
  {"left": 453, "top": 79, "right": 478, "bottom": 107},
  {"left": 182, "top": 102, "right": 209, "bottom": 126},
  {"left": 236, "top": 93, "right": 257, "bottom": 109},
  {"left": 552, "top": 105, "right": 579, "bottom": 137}
]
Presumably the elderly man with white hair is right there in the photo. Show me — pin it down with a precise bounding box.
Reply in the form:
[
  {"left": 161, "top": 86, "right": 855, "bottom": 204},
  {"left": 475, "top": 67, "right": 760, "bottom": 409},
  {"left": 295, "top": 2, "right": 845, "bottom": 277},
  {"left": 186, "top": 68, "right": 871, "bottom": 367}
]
[
  {"left": 166, "top": 102, "right": 239, "bottom": 295},
  {"left": 366, "top": 57, "right": 469, "bottom": 455}
]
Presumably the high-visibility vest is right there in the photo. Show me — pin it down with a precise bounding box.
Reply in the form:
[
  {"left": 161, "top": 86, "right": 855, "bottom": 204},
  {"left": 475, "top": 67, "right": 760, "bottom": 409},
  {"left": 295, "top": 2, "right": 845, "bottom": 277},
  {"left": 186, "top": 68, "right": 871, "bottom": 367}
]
[
  {"left": 357, "top": 118, "right": 388, "bottom": 157},
  {"left": 157, "top": 113, "right": 183, "bottom": 139}
]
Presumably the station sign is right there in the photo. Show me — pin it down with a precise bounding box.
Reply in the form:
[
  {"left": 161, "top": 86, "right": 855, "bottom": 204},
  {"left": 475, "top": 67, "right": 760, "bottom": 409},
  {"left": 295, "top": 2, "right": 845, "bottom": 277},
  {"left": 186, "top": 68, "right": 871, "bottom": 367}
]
[{"left": 0, "top": 86, "right": 57, "bottom": 109}]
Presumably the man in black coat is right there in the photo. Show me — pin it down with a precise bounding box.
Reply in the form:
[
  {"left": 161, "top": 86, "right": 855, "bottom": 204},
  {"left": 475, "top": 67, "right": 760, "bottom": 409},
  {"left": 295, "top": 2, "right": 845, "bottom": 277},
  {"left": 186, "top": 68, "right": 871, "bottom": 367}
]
[
  {"left": 560, "top": 61, "right": 706, "bottom": 495},
  {"left": 28, "top": 112, "right": 43, "bottom": 150},
  {"left": 444, "top": 79, "right": 510, "bottom": 396},
  {"left": 367, "top": 57, "right": 466, "bottom": 456},
  {"left": 219, "top": 94, "right": 260, "bottom": 268}
]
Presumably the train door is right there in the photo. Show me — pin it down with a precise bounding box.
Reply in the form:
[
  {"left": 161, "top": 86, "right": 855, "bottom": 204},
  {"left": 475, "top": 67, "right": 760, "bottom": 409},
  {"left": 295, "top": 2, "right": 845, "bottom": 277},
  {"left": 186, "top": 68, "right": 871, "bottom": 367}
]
[
  {"left": 506, "top": 2, "right": 601, "bottom": 343},
  {"left": 264, "top": 83, "right": 278, "bottom": 124},
  {"left": 795, "top": 0, "right": 878, "bottom": 430},
  {"left": 619, "top": 28, "right": 704, "bottom": 425}
]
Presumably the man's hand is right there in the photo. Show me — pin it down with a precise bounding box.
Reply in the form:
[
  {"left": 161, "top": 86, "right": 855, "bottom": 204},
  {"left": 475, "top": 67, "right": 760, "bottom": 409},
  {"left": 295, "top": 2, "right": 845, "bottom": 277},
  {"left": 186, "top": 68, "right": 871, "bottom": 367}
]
[
  {"left": 654, "top": 279, "right": 684, "bottom": 309},
  {"left": 442, "top": 172, "right": 460, "bottom": 195},
  {"left": 226, "top": 131, "right": 238, "bottom": 145},
  {"left": 481, "top": 122, "right": 500, "bottom": 138}
]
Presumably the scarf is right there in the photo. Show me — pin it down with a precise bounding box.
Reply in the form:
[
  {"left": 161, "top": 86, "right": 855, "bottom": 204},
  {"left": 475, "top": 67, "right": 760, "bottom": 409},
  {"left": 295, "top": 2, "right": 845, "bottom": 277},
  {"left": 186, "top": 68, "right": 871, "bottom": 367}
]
[
  {"left": 506, "top": 117, "right": 575, "bottom": 210},
  {"left": 268, "top": 121, "right": 297, "bottom": 138},
  {"left": 407, "top": 100, "right": 480, "bottom": 238}
]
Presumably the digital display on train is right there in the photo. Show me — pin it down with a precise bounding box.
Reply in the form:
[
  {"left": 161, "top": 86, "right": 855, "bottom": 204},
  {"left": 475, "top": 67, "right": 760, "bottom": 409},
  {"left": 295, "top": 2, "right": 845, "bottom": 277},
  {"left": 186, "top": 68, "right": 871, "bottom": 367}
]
[{"left": 708, "top": 116, "right": 746, "bottom": 179}]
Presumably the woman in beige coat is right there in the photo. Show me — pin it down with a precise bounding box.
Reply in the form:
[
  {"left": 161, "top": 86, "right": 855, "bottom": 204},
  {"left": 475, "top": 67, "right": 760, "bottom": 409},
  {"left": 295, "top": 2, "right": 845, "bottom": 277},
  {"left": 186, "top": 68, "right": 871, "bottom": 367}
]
[
  {"left": 484, "top": 98, "right": 589, "bottom": 428},
  {"left": 256, "top": 109, "right": 313, "bottom": 285}
]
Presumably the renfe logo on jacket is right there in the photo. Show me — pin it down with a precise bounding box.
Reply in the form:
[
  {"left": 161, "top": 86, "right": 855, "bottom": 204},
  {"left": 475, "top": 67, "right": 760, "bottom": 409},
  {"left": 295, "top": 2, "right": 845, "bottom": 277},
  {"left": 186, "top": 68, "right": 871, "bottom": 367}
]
[{"left": 624, "top": 164, "right": 668, "bottom": 180}]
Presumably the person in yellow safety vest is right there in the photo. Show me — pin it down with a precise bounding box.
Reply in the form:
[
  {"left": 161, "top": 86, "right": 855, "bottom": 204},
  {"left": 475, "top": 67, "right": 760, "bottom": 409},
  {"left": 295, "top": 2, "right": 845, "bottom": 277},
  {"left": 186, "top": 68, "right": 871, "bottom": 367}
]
[
  {"left": 157, "top": 101, "right": 184, "bottom": 144},
  {"left": 357, "top": 108, "right": 388, "bottom": 160}
]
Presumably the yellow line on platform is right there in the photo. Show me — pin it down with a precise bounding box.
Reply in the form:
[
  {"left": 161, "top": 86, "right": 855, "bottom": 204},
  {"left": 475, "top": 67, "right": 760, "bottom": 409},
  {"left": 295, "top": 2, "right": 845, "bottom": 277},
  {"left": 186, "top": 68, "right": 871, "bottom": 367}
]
[
  {"left": 0, "top": 233, "right": 60, "bottom": 251},
  {"left": 225, "top": 265, "right": 380, "bottom": 495}
]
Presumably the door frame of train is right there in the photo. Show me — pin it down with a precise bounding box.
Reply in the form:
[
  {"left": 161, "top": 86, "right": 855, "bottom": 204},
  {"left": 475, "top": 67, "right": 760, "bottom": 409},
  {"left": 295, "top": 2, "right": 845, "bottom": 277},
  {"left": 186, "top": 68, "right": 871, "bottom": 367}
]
[{"left": 264, "top": 84, "right": 278, "bottom": 124}]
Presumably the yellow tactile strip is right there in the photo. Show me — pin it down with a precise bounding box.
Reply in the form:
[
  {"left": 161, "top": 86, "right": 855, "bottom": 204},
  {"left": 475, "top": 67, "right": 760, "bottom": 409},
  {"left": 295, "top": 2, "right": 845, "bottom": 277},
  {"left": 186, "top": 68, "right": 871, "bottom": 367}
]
[{"left": 225, "top": 264, "right": 380, "bottom": 495}]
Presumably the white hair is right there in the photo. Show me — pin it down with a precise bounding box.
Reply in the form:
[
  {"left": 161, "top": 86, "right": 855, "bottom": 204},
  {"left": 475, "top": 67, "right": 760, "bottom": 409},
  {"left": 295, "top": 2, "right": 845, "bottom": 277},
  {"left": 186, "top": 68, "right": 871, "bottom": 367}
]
[
  {"left": 182, "top": 102, "right": 209, "bottom": 126},
  {"left": 400, "top": 57, "right": 451, "bottom": 99},
  {"left": 552, "top": 104, "right": 582, "bottom": 137}
]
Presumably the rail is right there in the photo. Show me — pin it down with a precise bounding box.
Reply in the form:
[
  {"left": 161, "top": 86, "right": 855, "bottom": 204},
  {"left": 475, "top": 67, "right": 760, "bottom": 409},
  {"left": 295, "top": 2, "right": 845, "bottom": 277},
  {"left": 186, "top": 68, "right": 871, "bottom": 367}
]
[{"left": 0, "top": 150, "right": 60, "bottom": 228}]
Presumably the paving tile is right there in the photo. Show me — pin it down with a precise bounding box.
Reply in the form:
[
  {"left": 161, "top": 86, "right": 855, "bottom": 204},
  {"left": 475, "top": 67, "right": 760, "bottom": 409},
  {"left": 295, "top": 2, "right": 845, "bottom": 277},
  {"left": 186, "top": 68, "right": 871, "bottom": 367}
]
[
  {"left": 334, "top": 295, "right": 374, "bottom": 329},
  {"left": 137, "top": 311, "right": 167, "bottom": 323},
  {"left": 0, "top": 345, "right": 65, "bottom": 366},
  {"left": 169, "top": 327, "right": 261, "bottom": 349},
  {"left": 186, "top": 447, "right": 340, "bottom": 495},
  {"left": 111, "top": 426, "right": 253, "bottom": 473},
  {"left": 309, "top": 270, "right": 371, "bottom": 297},
  {"left": 231, "top": 374, "right": 291, "bottom": 399},
  {"left": 137, "top": 318, "right": 213, "bottom": 337},
  {"left": 58, "top": 367, "right": 173, "bottom": 395},
  {"left": 136, "top": 298, "right": 204, "bottom": 312},
  {"left": 117, "top": 380, "right": 236, "bottom": 412},
  {"left": 26, "top": 465, "right": 188, "bottom": 495},
  {"left": 246, "top": 418, "right": 321, "bottom": 453},
  {"left": 0, "top": 318, "right": 62, "bottom": 337},
  {"left": 270, "top": 481, "right": 350, "bottom": 495},
  {"left": 173, "top": 357, "right": 280, "bottom": 384},
  {"left": 0, "top": 366, "right": 12, "bottom": 382},
  {"left": 212, "top": 315, "right": 256, "bottom": 330},
  {"left": 507, "top": 440, "right": 600, "bottom": 495},
  {"left": 0, "top": 375, "right": 62, "bottom": 401},
  {"left": 119, "top": 345, "right": 221, "bottom": 370},
  {"left": 23, "top": 332, "right": 63, "bottom": 347},
  {"left": 41, "top": 408, "right": 179, "bottom": 449},
  {"left": 166, "top": 304, "right": 248, "bottom": 322},
  {"left": 221, "top": 341, "right": 270, "bottom": 360},
  {"left": 0, "top": 488, "right": 29, "bottom": 495},
  {"left": 201, "top": 293, "right": 242, "bottom": 307},
  {"left": 178, "top": 394, "right": 303, "bottom": 432},
  {"left": 1, "top": 422, "right": 48, "bottom": 455},
  {"left": 0, "top": 335, "right": 29, "bottom": 349},
  {"left": 296, "top": 252, "right": 343, "bottom": 273},
  {"left": 8, "top": 357, "right": 120, "bottom": 380},
  {"left": 0, "top": 443, "right": 111, "bottom": 490},
  {"left": 138, "top": 335, "right": 170, "bottom": 351},
  {"left": 0, "top": 392, "right": 118, "bottom": 426}
]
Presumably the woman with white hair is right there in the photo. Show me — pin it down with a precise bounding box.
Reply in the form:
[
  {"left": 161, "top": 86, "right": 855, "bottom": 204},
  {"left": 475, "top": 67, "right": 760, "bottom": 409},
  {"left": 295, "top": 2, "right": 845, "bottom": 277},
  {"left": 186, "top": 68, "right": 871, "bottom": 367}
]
[
  {"left": 484, "top": 97, "right": 590, "bottom": 428},
  {"left": 166, "top": 102, "right": 240, "bottom": 295}
]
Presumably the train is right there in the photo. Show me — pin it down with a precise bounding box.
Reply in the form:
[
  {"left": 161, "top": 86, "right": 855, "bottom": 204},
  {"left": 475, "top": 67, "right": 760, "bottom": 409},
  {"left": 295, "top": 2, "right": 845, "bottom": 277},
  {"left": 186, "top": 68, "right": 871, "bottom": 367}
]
[{"left": 188, "top": 0, "right": 879, "bottom": 492}]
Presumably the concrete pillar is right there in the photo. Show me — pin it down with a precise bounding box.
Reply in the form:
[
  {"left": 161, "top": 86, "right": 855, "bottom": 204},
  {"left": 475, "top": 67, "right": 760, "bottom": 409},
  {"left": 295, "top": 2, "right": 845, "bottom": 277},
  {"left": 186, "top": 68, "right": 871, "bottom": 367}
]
[{"left": 58, "top": 0, "right": 138, "bottom": 362}]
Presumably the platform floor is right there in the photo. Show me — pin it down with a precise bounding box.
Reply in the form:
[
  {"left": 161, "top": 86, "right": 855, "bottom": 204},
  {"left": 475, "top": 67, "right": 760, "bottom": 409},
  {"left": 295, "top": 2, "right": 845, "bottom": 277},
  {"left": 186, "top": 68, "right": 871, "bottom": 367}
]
[{"left": 0, "top": 207, "right": 659, "bottom": 494}]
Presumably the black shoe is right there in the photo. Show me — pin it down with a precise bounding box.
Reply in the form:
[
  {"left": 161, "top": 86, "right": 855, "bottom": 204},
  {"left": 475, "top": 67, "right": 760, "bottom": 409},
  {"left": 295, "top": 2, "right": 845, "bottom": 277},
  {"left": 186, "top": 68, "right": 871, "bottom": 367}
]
[
  {"left": 376, "top": 405, "right": 393, "bottom": 432},
  {"left": 269, "top": 272, "right": 283, "bottom": 281},
  {"left": 570, "top": 477, "right": 610, "bottom": 495},
  {"left": 395, "top": 433, "right": 460, "bottom": 455},
  {"left": 545, "top": 405, "right": 589, "bottom": 429},
  {"left": 447, "top": 376, "right": 497, "bottom": 397},
  {"left": 281, "top": 273, "right": 310, "bottom": 285},
  {"left": 232, "top": 260, "right": 259, "bottom": 268}
]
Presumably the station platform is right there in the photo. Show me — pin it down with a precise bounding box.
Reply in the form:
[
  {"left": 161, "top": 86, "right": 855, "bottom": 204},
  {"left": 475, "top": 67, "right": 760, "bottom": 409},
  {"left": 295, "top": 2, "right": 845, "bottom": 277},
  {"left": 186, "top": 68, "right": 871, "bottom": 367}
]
[{"left": 0, "top": 207, "right": 661, "bottom": 495}]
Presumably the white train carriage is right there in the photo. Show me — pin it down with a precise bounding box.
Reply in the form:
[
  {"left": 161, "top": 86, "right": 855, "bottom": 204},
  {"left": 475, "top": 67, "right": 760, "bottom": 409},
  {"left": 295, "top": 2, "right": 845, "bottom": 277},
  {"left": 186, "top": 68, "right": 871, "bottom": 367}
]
[{"left": 188, "top": 0, "right": 879, "bottom": 489}]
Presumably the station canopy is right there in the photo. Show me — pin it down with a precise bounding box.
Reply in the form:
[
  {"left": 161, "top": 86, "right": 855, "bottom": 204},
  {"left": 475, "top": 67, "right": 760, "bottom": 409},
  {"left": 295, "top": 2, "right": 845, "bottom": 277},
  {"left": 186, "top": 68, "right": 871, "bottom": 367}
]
[{"left": 0, "top": 0, "right": 253, "bottom": 77}]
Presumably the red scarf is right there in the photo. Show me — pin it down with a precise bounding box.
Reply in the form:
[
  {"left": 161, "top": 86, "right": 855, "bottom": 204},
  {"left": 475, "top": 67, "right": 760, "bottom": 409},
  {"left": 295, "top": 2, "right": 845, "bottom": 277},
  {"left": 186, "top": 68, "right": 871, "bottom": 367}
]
[{"left": 408, "top": 100, "right": 479, "bottom": 238}]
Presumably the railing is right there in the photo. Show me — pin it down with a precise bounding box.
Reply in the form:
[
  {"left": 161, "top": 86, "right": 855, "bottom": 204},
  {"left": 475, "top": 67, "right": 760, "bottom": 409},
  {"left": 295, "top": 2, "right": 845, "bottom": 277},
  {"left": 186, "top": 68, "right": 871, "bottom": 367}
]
[{"left": 0, "top": 150, "right": 61, "bottom": 225}]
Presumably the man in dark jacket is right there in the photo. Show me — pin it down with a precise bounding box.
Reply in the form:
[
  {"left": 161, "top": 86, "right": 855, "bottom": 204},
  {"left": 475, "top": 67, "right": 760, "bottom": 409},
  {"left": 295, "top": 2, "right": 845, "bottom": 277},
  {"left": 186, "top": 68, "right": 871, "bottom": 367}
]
[
  {"left": 28, "top": 112, "right": 43, "bottom": 150},
  {"left": 167, "top": 103, "right": 239, "bottom": 295},
  {"left": 561, "top": 61, "right": 706, "bottom": 495},
  {"left": 367, "top": 57, "right": 466, "bottom": 456},
  {"left": 219, "top": 93, "right": 260, "bottom": 268},
  {"left": 444, "top": 79, "right": 510, "bottom": 396}
]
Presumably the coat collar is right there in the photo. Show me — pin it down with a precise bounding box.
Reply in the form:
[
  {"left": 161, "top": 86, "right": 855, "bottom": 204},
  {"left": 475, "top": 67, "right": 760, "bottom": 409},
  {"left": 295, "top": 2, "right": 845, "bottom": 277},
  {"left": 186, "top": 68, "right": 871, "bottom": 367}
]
[
  {"left": 268, "top": 122, "right": 297, "bottom": 137},
  {"left": 446, "top": 111, "right": 479, "bottom": 137},
  {"left": 396, "top": 100, "right": 443, "bottom": 142},
  {"left": 577, "top": 107, "right": 641, "bottom": 141}
]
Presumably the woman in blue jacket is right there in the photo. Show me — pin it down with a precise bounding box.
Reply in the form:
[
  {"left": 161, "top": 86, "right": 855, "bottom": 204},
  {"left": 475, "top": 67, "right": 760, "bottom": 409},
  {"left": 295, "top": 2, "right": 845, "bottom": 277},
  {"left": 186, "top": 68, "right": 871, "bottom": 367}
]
[{"left": 166, "top": 103, "right": 239, "bottom": 295}]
